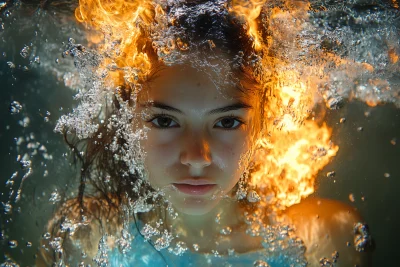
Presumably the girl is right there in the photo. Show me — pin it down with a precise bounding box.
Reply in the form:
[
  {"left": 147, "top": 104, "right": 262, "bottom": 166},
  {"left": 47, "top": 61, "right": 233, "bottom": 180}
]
[{"left": 37, "top": 0, "right": 372, "bottom": 266}]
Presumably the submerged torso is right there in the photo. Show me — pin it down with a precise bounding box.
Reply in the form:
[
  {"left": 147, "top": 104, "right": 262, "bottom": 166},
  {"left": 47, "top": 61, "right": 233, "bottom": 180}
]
[{"left": 107, "top": 220, "right": 307, "bottom": 267}]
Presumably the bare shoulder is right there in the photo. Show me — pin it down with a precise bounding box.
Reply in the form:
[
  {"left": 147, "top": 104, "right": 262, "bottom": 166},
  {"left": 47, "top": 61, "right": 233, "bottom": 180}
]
[
  {"left": 36, "top": 196, "right": 122, "bottom": 266},
  {"left": 282, "top": 197, "right": 372, "bottom": 267}
]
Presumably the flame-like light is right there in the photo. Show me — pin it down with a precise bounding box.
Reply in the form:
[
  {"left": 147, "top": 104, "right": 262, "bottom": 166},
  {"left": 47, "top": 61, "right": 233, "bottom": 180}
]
[
  {"left": 75, "top": 0, "right": 156, "bottom": 88},
  {"left": 75, "top": 0, "right": 339, "bottom": 210},
  {"left": 229, "top": 0, "right": 266, "bottom": 51}
]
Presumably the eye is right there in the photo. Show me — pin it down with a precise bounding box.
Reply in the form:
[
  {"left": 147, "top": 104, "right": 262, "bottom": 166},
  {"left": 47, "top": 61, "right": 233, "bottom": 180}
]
[
  {"left": 147, "top": 114, "right": 179, "bottom": 129},
  {"left": 214, "top": 117, "right": 244, "bottom": 130}
]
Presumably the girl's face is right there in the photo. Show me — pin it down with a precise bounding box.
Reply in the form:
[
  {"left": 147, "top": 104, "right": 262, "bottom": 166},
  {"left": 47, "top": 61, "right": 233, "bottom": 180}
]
[{"left": 136, "top": 65, "right": 257, "bottom": 215}]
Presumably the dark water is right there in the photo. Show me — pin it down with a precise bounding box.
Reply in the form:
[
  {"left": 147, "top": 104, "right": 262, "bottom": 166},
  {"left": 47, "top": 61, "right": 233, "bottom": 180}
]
[{"left": 0, "top": 1, "right": 399, "bottom": 266}]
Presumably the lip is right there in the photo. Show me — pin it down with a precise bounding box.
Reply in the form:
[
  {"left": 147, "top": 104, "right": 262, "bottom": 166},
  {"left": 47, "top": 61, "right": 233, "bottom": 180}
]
[{"left": 173, "top": 180, "right": 216, "bottom": 196}]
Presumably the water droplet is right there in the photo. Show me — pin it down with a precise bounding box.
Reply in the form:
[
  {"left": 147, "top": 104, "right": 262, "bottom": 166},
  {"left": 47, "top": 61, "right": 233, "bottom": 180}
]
[
  {"left": 49, "top": 190, "right": 61, "bottom": 204},
  {"left": 20, "top": 45, "right": 30, "bottom": 59},
  {"left": 319, "top": 257, "right": 332, "bottom": 266},
  {"left": 326, "top": 171, "right": 335, "bottom": 178},
  {"left": 220, "top": 226, "right": 232, "bottom": 235},
  {"left": 246, "top": 190, "right": 260, "bottom": 203},
  {"left": 215, "top": 213, "right": 221, "bottom": 224},
  {"left": 2, "top": 202, "right": 12, "bottom": 214},
  {"left": 332, "top": 251, "right": 339, "bottom": 263},
  {"left": 8, "top": 240, "right": 18, "bottom": 248},
  {"left": 353, "top": 222, "right": 370, "bottom": 252},
  {"left": 6, "top": 61, "right": 15, "bottom": 69},
  {"left": 43, "top": 232, "right": 51, "bottom": 239},
  {"left": 9, "top": 101, "right": 22, "bottom": 114},
  {"left": 253, "top": 260, "right": 270, "bottom": 267}
]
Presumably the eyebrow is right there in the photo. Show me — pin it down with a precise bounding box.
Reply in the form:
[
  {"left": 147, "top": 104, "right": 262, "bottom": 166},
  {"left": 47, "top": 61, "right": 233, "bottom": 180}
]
[{"left": 140, "top": 101, "right": 253, "bottom": 115}]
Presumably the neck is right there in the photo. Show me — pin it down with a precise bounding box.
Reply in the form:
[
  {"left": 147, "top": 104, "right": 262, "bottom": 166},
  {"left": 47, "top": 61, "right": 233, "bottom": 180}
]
[{"left": 162, "top": 198, "right": 245, "bottom": 251}]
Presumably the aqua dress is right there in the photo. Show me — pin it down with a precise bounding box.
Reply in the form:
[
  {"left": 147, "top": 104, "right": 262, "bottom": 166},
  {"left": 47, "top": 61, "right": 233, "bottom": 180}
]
[{"left": 107, "top": 221, "right": 307, "bottom": 267}]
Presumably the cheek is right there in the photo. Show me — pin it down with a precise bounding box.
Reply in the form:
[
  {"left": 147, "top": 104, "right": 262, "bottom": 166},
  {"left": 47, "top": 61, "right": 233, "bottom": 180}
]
[
  {"left": 140, "top": 132, "right": 178, "bottom": 182},
  {"left": 213, "top": 133, "right": 252, "bottom": 175}
]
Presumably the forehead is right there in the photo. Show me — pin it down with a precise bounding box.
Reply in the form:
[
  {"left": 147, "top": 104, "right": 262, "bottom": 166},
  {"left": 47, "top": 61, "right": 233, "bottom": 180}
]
[{"left": 139, "top": 65, "right": 246, "bottom": 107}]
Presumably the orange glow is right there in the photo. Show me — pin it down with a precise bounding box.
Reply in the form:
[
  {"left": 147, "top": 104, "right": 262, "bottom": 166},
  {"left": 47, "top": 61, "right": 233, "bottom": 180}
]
[
  {"left": 252, "top": 120, "right": 338, "bottom": 209},
  {"left": 229, "top": 0, "right": 266, "bottom": 51},
  {"left": 389, "top": 48, "right": 399, "bottom": 64},
  {"left": 75, "top": 0, "right": 339, "bottom": 210},
  {"left": 75, "top": 0, "right": 156, "bottom": 88}
]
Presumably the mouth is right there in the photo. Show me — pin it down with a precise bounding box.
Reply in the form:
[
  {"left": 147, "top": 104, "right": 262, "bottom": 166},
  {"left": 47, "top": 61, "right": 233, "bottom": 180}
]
[{"left": 172, "top": 182, "right": 217, "bottom": 196}]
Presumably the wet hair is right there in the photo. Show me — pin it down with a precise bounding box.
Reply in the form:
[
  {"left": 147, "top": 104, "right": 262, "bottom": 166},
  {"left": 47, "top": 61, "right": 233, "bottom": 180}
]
[
  {"left": 41, "top": 1, "right": 267, "bottom": 264},
  {"left": 67, "top": 0, "right": 266, "bottom": 213}
]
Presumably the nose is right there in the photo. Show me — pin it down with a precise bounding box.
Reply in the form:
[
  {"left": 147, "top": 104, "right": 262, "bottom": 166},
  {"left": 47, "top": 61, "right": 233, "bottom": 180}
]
[{"left": 180, "top": 130, "right": 212, "bottom": 169}]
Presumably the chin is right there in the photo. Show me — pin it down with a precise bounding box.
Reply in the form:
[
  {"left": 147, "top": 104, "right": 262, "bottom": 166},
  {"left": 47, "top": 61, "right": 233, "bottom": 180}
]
[{"left": 171, "top": 196, "right": 221, "bottom": 216}]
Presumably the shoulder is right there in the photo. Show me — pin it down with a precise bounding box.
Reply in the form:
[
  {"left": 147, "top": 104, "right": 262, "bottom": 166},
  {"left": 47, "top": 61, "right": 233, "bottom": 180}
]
[
  {"left": 36, "top": 196, "right": 124, "bottom": 266},
  {"left": 281, "top": 197, "right": 372, "bottom": 267}
]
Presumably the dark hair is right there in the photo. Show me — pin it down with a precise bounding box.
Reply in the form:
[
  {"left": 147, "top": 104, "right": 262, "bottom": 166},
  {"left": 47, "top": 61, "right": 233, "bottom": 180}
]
[{"left": 41, "top": 1, "right": 268, "bottom": 264}]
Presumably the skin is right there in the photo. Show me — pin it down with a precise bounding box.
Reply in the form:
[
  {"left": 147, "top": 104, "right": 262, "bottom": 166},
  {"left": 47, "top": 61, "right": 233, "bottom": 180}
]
[
  {"left": 136, "top": 64, "right": 257, "bottom": 217},
  {"left": 134, "top": 64, "right": 372, "bottom": 265},
  {"left": 37, "top": 63, "right": 372, "bottom": 266}
]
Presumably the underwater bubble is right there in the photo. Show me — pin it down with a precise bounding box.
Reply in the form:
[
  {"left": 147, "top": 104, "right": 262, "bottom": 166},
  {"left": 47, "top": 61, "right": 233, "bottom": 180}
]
[
  {"left": 246, "top": 190, "right": 260, "bottom": 203},
  {"left": 349, "top": 193, "right": 355, "bottom": 202},
  {"left": 0, "top": 258, "right": 20, "bottom": 267},
  {"left": 332, "top": 251, "right": 339, "bottom": 263},
  {"left": 339, "top": 118, "right": 346, "bottom": 123},
  {"left": 26, "top": 242, "right": 32, "bottom": 247},
  {"left": 55, "top": 58, "right": 59, "bottom": 64},
  {"left": 212, "top": 250, "right": 220, "bottom": 257},
  {"left": 220, "top": 226, "right": 232, "bottom": 235},
  {"left": 42, "top": 232, "right": 51, "bottom": 240},
  {"left": 154, "top": 230, "right": 174, "bottom": 251},
  {"left": 319, "top": 257, "right": 332, "bottom": 266},
  {"left": 8, "top": 240, "right": 18, "bottom": 249},
  {"left": 9, "top": 101, "right": 22, "bottom": 114},
  {"left": 2, "top": 202, "right": 12, "bottom": 214},
  {"left": 326, "top": 96, "right": 343, "bottom": 110},
  {"left": 390, "top": 138, "right": 396, "bottom": 145},
  {"left": 49, "top": 190, "right": 61, "bottom": 204},
  {"left": 357, "top": 127, "right": 363, "bottom": 132},
  {"left": 33, "top": 56, "right": 40, "bottom": 64},
  {"left": 384, "top": 173, "right": 390, "bottom": 178},
  {"left": 253, "top": 260, "right": 270, "bottom": 267},
  {"left": 354, "top": 222, "right": 371, "bottom": 252},
  {"left": 228, "top": 248, "right": 235, "bottom": 256},
  {"left": 193, "top": 243, "right": 199, "bottom": 251},
  {"left": 6, "top": 62, "right": 15, "bottom": 69},
  {"left": 168, "top": 241, "right": 188, "bottom": 256},
  {"left": 19, "top": 160, "right": 31, "bottom": 169},
  {"left": 326, "top": 171, "right": 335, "bottom": 178},
  {"left": 215, "top": 213, "right": 221, "bottom": 224},
  {"left": 20, "top": 45, "right": 30, "bottom": 59},
  {"left": 44, "top": 117, "right": 49, "bottom": 122},
  {"left": 18, "top": 117, "right": 30, "bottom": 128}
]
